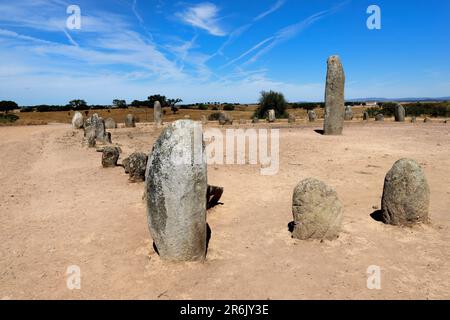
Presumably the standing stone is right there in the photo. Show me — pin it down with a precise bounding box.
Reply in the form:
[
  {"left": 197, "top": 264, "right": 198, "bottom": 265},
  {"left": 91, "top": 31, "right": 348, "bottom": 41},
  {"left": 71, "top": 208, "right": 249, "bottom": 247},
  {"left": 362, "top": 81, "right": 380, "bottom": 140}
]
[
  {"left": 268, "top": 109, "right": 276, "bottom": 123},
  {"left": 375, "top": 114, "right": 384, "bottom": 122},
  {"left": 218, "top": 112, "right": 233, "bottom": 125},
  {"left": 394, "top": 104, "right": 405, "bottom": 122},
  {"left": 102, "top": 146, "right": 120, "bottom": 168},
  {"left": 201, "top": 115, "right": 208, "bottom": 125},
  {"left": 72, "top": 111, "right": 84, "bottom": 129},
  {"left": 381, "top": 159, "right": 430, "bottom": 226},
  {"left": 252, "top": 117, "right": 260, "bottom": 124},
  {"left": 125, "top": 114, "right": 136, "bottom": 128},
  {"left": 323, "top": 55, "right": 345, "bottom": 135},
  {"left": 291, "top": 178, "right": 343, "bottom": 240},
  {"left": 87, "top": 135, "right": 96, "bottom": 148},
  {"left": 288, "top": 114, "right": 296, "bottom": 123},
  {"left": 308, "top": 110, "right": 317, "bottom": 122},
  {"left": 145, "top": 120, "right": 207, "bottom": 261},
  {"left": 154, "top": 101, "right": 162, "bottom": 126},
  {"left": 344, "top": 106, "right": 353, "bottom": 121},
  {"left": 363, "top": 111, "right": 370, "bottom": 121},
  {"left": 123, "top": 152, "right": 148, "bottom": 182},
  {"left": 83, "top": 114, "right": 110, "bottom": 144},
  {"left": 424, "top": 117, "right": 430, "bottom": 123},
  {"left": 105, "top": 118, "right": 117, "bottom": 129},
  {"left": 411, "top": 116, "right": 417, "bottom": 123}
]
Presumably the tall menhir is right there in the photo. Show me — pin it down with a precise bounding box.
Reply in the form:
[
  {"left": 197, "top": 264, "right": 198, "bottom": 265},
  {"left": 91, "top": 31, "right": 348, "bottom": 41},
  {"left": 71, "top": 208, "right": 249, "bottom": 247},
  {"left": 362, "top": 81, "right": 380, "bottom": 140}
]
[{"left": 323, "top": 55, "right": 345, "bottom": 135}]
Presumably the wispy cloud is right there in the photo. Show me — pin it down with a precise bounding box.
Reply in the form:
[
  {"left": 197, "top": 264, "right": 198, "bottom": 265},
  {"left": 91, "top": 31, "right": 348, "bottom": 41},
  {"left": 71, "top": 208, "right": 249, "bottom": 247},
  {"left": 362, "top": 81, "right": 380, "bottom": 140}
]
[
  {"left": 176, "top": 2, "right": 226, "bottom": 36},
  {"left": 212, "top": 0, "right": 287, "bottom": 58},
  {"left": 225, "top": 1, "right": 349, "bottom": 68},
  {"left": 254, "top": 0, "right": 286, "bottom": 22}
]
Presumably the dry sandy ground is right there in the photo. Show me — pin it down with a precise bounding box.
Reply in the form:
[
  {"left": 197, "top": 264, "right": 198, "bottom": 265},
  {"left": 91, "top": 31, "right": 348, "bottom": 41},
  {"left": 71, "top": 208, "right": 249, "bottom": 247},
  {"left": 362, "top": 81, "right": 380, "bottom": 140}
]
[{"left": 0, "top": 120, "right": 449, "bottom": 300}]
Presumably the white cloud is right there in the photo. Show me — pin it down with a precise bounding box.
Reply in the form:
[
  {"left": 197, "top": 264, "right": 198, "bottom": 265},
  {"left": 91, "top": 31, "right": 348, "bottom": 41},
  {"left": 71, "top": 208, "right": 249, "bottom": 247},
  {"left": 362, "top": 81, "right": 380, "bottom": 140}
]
[
  {"left": 254, "top": 0, "right": 286, "bottom": 22},
  {"left": 176, "top": 2, "right": 226, "bottom": 36}
]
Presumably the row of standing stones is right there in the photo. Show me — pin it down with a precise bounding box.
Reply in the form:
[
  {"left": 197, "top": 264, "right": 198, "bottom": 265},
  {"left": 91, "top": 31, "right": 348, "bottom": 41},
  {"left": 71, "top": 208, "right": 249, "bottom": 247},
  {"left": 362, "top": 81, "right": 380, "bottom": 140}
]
[
  {"left": 144, "top": 120, "right": 431, "bottom": 262},
  {"left": 70, "top": 56, "right": 432, "bottom": 262}
]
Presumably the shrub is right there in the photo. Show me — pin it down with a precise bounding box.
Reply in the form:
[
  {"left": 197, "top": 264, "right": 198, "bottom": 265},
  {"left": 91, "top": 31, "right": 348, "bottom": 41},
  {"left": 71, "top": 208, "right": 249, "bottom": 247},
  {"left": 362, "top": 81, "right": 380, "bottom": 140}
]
[
  {"left": 255, "top": 90, "right": 288, "bottom": 119},
  {"left": 208, "top": 112, "right": 222, "bottom": 121},
  {"left": 223, "top": 104, "right": 235, "bottom": 111},
  {"left": 0, "top": 114, "right": 19, "bottom": 123},
  {"left": 212, "top": 106, "right": 219, "bottom": 111},
  {"left": 198, "top": 104, "right": 208, "bottom": 110}
]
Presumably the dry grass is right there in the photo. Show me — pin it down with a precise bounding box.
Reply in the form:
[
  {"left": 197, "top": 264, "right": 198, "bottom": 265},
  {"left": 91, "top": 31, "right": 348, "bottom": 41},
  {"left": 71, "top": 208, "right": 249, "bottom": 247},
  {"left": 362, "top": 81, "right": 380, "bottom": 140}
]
[{"left": 9, "top": 106, "right": 372, "bottom": 126}]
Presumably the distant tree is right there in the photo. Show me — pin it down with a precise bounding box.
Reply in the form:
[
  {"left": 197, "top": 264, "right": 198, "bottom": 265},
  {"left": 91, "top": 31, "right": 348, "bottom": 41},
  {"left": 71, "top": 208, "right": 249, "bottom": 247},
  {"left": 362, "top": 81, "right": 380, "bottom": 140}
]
[
  {"left": 68, "top": 99, "right": 88, "bottom": 110},
  {"left": 148, "top": 94, "right": 168, "bottom": 108},
  {"left": 0, "top": 100, "right": 19, "bottom": 113},
  {"left": 168, "top": 98, "right": 183, "bottom": 114},
  {"left": 112, "top": 99, "right": 127, "bottom": 108},
  {"left": 255, "top": 90, "right": 288, "bottom": 119}
]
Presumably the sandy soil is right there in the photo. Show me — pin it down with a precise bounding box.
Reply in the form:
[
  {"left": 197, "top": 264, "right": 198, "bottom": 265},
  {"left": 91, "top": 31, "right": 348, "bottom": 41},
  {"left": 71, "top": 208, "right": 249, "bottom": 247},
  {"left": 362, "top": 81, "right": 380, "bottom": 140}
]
[{"left": 0, "top": 120, "right": 449, "bottom": 300}]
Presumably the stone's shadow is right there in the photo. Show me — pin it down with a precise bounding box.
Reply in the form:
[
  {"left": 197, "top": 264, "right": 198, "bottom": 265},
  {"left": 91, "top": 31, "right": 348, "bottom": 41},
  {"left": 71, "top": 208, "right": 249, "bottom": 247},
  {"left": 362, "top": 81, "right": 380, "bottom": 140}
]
[
  {"left": 206, "top": 223, "right": 212, "bottom": 255},
  {"left": 314, "top": 129, "right": 325, "bottom": 135},
  {"left": 287, "top": 221, "right": 296, "bottom": 233},
  {"left": 207, "top": 185, "right": 224, "bottom": 210},
  {"left": 370, "top": 210, "right": 384, "bottom": 222},
  {"left": 152, "top": 223, "right": 212, "bottom": 258}
]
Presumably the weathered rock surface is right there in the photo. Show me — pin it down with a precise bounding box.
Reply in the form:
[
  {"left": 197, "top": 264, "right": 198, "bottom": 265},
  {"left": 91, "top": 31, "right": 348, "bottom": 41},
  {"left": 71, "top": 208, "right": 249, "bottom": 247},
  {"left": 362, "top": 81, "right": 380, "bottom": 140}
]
[
  {"left": 72, "top": 112, "right": 84, "bottom": 129},
  {"left": 268, "top": 109, "right": 276, "bottom": 123},
  {"left": 288, "top": 114, "right": 296, "bottom": 123},
  {"left": 154, "top": 101, "right": 162, "bottom": 126},
  {"left": 218, "top": 112, "right": 233, "bottom": 125},
  {"left": 363, "top": 111, "right": 370, "bottom": 121},
  {"left": 292, "top": 178, "right": 343, "bottom": 240},
  {"left": 394, "top": 104, "right": 405, "bottom": 122},
  {"left": 411, "top": 116, "right": 417, "bottom": 123},
  {"left": 145, "top": 120, "right": 207, "bottom": 261},
  {"left": 375, "top": 114, "right": 384, "bottom": 122},
  {"left": 381, "top": 158, "right": 430, "bottom": 226},
  {"left": 105, "top": 118, "right": 117, "bottom": 129},
  {"left": 102, "top": 146, "right": 120, "bottom": 168},
  {"left": 123, "top": 152, "right": 148, "bottom": 182},
  {"left": 125, "top": 114, "right": 136, "bottom": 128},
  {"left": 323, "top": 55, "right": 345, "bottom": 135},
  {"left": 344, "top": 106, "right": 353, "bottom": 121},
  {"left": 308, "top": 110, "right": 317, "bottom": 122}
]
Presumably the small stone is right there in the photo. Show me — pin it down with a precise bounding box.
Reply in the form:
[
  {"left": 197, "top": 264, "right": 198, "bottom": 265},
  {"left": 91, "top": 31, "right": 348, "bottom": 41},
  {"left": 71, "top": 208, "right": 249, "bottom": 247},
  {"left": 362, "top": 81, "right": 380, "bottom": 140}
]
[
  {"left": 291, "top": 178, "right": 343, "bottom": 240},
  {"left": 363, "top": 111, "right": 370, "bottom": 121},
  {"left": 375, "top": 114, "right": 384, "bottom": 122},
  {"left": 219, "top": 112, "right": 233, "bottom": 125},
  {"left": 308, "top": 110, "right": 317, "bottom": 122},
  {"left": 123, "top": 152, "right": 148, "bottom": 182},
  {"left": 394, "top": 104, "right": 405, "bottom": 122},
  {"left": 105, "top": 118, "right": 117, "bottom": 129},
  {"left": 267, "top": 109, "right": 276, "bottom": 123},
  {"left": 154, "top": 101, "right": 162, "bottom": 126},
  {"left": 411, "top": 116, "right": 417, "bottom": 123},
  {"left": 72, "top": 112, "right": 84, "bottom": 129},
  {"left": 288, "top": 114, "right": 296, "bottom": 123},
  {"left": 344, "top": 106, "right": 353, "bottom": 121},
  {"left": 381, "top": 158, "right": 430, "bottom": 226},
  {"left": 125, "top": 114, "right": 136, "bottom": 128},
  {"left": 252, "top": 117, "right": 260, "bottom": 124},
  {"left": 102, "top": 146, "right": 120, "bottom": 168}
]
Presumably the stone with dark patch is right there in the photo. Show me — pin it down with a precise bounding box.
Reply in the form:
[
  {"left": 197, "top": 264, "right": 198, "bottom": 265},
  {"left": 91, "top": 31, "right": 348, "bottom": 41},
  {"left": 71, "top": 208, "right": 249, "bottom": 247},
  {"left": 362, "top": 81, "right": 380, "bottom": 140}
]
[
  {"left": 123, "top": 152, "right": 148, "bottom": 182},
  {"left": 102, "top": 146, "right": 120, "bottom": 168},
  {"left": 394, "top": 104, "right": 405, "bottom": 122},
  {"left": 145, "top": 120, "right": 207, "bottom": 262}
]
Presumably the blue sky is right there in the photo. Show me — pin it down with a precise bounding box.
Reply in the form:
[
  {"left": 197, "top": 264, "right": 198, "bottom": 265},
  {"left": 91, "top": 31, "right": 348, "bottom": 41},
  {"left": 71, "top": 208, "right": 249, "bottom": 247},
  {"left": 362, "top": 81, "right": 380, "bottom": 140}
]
[{"left": 0, "top": 0, "right": 449, "bottom": 105}]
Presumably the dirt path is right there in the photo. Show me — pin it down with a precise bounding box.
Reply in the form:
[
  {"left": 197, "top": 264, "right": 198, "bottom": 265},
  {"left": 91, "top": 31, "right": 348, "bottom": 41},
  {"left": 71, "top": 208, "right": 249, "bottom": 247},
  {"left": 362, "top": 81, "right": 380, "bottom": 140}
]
[{"left": 0, "top": 122, "right": 449, "bottom": 299}]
